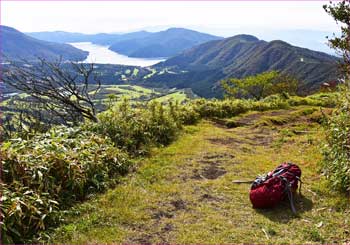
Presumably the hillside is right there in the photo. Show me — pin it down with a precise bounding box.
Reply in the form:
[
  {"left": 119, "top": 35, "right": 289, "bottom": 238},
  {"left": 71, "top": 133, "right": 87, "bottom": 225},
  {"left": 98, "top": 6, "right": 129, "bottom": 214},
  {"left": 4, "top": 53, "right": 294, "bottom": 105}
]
[
  {"left": 109, "top": 28, "right": 223, "bottom": 58},
  {"left": 48, "top": 105, "right": 349, "bottom": 244},
  {"left": 145, "top": 35, "right": 338, "bottom": 97},
  {"left": 1, "top": 26, "right": 88, "bottom": 62},
  {"left": 27, "top": 30, "right": 151, "bottom": 46}
]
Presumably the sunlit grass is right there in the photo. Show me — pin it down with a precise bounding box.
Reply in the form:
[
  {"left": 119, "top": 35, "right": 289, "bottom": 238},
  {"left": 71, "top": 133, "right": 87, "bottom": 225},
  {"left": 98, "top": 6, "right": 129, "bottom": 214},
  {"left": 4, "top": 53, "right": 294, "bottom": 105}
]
[
  {"left": 49, "top": 107, "right": 349, "bottom": 244},
  {"left": 152, "top": 91, "right": 188, "bottom": 103}
]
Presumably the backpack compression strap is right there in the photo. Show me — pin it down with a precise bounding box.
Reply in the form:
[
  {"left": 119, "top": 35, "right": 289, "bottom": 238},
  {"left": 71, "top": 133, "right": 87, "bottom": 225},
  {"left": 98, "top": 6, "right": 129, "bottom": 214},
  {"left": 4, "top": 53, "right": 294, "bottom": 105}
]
[
  {"left": 285, "top": 178, "right": 297, "bottom": 214},
  {"left": 281, "top": 175, "right": 302, "bottom": 215}
]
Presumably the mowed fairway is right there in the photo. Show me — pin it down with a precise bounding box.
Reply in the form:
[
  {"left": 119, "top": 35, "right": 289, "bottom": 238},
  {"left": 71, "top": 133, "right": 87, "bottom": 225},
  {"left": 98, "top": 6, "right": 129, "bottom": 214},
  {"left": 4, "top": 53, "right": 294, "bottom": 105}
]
[
  {"left": 89, "top": 85, "right": 160, "bottom": 104},
  {"left": 152, "top": 91, "right": 189, "bottom": 104},
  {"left": 50, "top": 106, "right": 349, "bottom": 244}
]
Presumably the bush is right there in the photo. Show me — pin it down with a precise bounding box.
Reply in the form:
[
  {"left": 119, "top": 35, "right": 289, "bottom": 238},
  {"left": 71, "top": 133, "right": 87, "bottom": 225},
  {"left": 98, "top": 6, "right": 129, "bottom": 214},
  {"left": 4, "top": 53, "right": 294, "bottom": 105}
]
[
  {"left": 1, "top": 126, "right": 131, "bottom": 243},
  {"left": 177, "top": 105, "right": 200, "bottom": 125},
  {"left": 1, "top": 184, "right": 59, "bottom": 244},
  {"left": 288, "top": 93, "right": 338, "bottom": 107},
  {"left": 322, "top": 108, "right": 350, "bottom": 192},
  {"left": 92, "top": 100, "right": 183, "bottom": 155},
  {"left": 187, "top": 93, "right": 337, "bottom": 121},
  {"left": 191, "top": 98, "right": 252, "bottom": 118}
]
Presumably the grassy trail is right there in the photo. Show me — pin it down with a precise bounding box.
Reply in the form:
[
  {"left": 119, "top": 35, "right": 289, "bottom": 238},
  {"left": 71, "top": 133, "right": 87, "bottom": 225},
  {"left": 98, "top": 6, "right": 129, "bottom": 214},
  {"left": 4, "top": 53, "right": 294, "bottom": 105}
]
[{"left": 51, "top": 106, "right": 349, "bottom": 244}]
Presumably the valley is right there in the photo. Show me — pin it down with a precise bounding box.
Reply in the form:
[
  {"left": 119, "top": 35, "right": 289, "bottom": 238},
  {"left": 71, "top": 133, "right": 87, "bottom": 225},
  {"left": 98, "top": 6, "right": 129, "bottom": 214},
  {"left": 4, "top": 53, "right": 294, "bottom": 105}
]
[
  {"left": 1, "top": 1, "right": 349, "bottom": 242},
  {"left": 1, "top": 25, "right": 339, "bottom": 99},
  {"left": 0, "top": 84, "right": 197, "bottom": 119}
]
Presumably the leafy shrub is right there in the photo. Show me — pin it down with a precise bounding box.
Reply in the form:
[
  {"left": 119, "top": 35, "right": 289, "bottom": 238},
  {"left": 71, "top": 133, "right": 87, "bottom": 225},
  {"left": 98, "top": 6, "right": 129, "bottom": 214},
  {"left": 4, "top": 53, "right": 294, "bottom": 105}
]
[
  {"left": 322, "top": 107, "right": 350, "bottom": 192},
  {"left": 177, "top": 105, "right": 200, "bottom": 125},
  {"left": 92, "top": 100, "right": 183, "bottom": 155},
  {"left": 288, "top": 93, "right": 338, "bottom": 107},
  {"left": 221, "top": 71, "right": 299, "bottom": 100},
  {"left": 1, "top": 126, "right": 130, "bottom": 243},
  {"left": 1, "top": 184, "right": 59, "bottom": 244},
  {"left": 191, "top": 98, "right": 252, "bottom": 118},
  {"left": 188, "top": 98, "right": 281, "bottom": 119},
  {"left": 188, "top": 93, "right": 336, "bottom": 121}
]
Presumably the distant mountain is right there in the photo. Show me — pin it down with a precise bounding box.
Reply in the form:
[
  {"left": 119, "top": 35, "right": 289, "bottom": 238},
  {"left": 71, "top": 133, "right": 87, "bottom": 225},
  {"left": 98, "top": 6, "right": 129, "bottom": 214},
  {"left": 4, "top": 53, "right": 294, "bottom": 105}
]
[
  {"left": 1, "top": 25, "right": 88, "bottom": 62},
  {"left": 109, "top": 28, "right": 223, "bottom": 58},
  {"left": 144, "top": 34, "right": 339, "bottom": 97},
  {"left": 27, "top": 30, "right": 151, "bottom": 46},
  {"left": 27, "top": 28, "right": 223, "bottom": 58}
]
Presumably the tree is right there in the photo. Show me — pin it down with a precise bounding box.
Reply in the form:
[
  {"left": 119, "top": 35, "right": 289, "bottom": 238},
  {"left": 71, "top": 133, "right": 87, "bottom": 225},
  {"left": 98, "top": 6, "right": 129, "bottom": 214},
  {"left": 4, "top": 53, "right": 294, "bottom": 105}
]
[
  {"left": 2, "top": 58, "right": 101, "bottom": 127},
  {"left": 221, "top": 71, "right": 299, "bottom": 100},
  {"left": 321, "top": 1, "right": 350, "bottom": 193},
  {"left": 323, "top": 0, "right": 350, "bottom": 81}
]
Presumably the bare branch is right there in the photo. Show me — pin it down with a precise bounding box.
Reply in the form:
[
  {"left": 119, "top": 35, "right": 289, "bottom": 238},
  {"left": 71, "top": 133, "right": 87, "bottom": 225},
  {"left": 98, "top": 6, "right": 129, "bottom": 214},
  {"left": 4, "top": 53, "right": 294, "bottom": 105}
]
[{"left": 1, "top": 58, "right": 101, "bottom": 128}]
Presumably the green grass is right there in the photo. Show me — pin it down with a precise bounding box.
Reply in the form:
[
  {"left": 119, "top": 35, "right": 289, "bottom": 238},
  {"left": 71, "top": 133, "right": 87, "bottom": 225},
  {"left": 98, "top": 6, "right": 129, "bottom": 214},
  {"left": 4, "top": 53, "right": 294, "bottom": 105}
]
[
  {"left": 117, "top": 85, "right": 154, "bottom": 94},
  {"left": 0, "top": 85, "right": 159, "bottom": 115},
  {"left": 49, "top": 106, "right": 349, "bottom": 244},
  {"left": 88, "top": 85, "right": 159, "bottom": 104},
  {"left": 91, "top": 86, "right": 191, "bottom": 105},
  {"left": 89, "top": 85, "right": 193, "bottom": 107},
  {"left": 1, "top": 86, "right": 193, "bottom": 120},
  {"left": 103, "top": 85, "right": 149, "bottom": 94},
  {"left": 152, "top": 91, "right": 188, "bottom": 103}
]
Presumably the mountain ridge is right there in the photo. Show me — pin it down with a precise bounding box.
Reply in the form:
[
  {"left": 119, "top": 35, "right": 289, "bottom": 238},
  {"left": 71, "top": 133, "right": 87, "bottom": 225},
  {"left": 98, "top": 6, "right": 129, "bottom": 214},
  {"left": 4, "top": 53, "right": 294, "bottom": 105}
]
[
  {"left": 27, "top": 30, "right": 152, "bottom": 46},
  {"left": 28, "top": 28, "right": 223, "bottom": 58},
  {"left": 143, "top": 34, "right": 338, "bottom": 97},
  {"left": 1, "top": 25, "right": 88, "bottom": 62},
  {"left": 109, "top": 28, "right": 222, "bottom": 58}
]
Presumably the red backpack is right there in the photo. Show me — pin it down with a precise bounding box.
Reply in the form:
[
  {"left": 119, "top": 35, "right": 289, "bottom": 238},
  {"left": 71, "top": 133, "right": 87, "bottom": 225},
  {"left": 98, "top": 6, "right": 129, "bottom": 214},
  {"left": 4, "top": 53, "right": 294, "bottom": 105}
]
[{"left": 249, "top": 162, "right": 302, "bottom": 213}]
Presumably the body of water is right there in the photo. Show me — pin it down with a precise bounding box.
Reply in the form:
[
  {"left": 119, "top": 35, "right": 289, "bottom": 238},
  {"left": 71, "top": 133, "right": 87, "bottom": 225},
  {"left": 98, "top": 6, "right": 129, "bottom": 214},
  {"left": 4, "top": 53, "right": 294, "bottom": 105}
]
[{"left": 69, "top": 42, "right": 165, "bottom": 67}]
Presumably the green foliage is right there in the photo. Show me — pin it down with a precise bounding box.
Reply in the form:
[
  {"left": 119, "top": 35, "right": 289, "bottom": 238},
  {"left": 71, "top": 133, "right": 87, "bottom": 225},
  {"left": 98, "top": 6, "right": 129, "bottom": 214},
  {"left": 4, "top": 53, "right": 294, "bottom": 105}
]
[
  {"left": 0, "top": 184, "right": 60, "bottom": 244},
  {"left": 177, "top": 105, "right": 200, "bottom": 125},
  {"left": 322, "top": 106, "right": 350, "bottom": 192},
  {"left": 188, "top": 93, "right": 335, "bottom": 120},
  {"left": 190, "top": 98, "right": 251, "bottom": 118},
  {"left": 1, "top": 126, "right": 130, "bottom": 243},
  {"left": 92, "top": 100, "right": 183, "bottom": 155},
  {"left": 287, "top": 93, "right": 339, "bottom": 107},
  {"left": 221, "top": 71, "right": 299, "bottom": 100},
  {"left": 321, "top": 0, "right": 350, "bottom": 193},
  {"left": 323, "top": 0, "right": 350, "bottom": 78},
  {"left": 222, "top": 71, "right": 279, "bottom": 100}
]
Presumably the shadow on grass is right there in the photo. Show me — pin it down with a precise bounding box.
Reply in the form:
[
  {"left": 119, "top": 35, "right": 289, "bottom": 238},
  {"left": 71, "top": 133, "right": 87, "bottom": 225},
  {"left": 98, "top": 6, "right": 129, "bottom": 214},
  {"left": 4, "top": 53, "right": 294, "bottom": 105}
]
[{"left": 254, "top": 194, "right": 313, "bottom": 223}]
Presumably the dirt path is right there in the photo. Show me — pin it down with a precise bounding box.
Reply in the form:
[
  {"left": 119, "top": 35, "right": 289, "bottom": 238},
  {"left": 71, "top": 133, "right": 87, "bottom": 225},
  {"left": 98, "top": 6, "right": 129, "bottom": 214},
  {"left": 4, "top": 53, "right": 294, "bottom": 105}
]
[{"left": 50, "top": 106, "right": 349, "bottom": 244}]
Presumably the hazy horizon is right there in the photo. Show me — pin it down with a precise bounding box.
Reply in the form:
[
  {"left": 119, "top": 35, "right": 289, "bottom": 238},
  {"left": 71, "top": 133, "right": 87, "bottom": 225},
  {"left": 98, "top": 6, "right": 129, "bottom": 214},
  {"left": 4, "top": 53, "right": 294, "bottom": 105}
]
[
  {"left": 2, "top": 1, "right": 340, "bottom": 53},
  {"left": 3, "top": 1, "right": 338, "bottom": 34}
]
